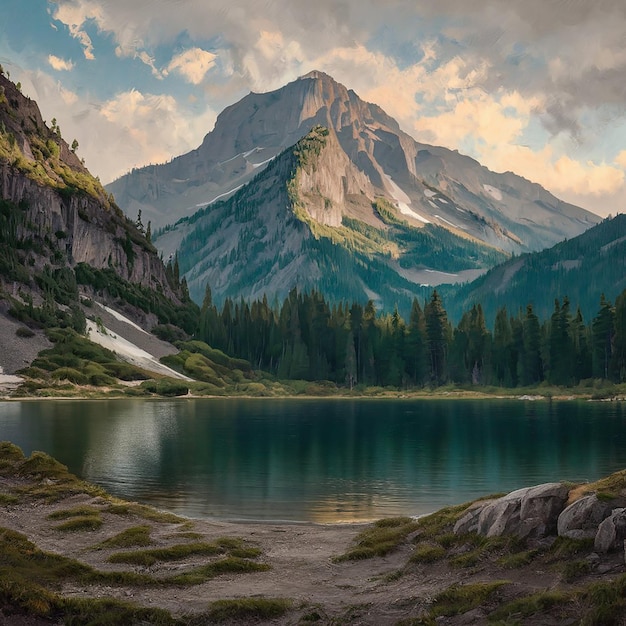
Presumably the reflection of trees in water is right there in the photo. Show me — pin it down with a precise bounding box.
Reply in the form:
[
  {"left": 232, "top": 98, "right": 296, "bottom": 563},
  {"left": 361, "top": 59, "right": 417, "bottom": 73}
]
[{"left": 5, "top": 399, "right": 626, "bottom": 521}]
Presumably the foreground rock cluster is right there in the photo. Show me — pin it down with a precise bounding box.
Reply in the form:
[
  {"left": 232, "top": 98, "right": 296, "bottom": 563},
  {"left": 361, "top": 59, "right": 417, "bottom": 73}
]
[{"left": 454, "top": 480, "right": 626, "bottom": 556}]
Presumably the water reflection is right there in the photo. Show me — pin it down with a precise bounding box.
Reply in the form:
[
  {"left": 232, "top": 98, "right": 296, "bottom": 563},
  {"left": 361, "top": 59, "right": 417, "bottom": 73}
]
[{"left": 0, "top": 399, "right": 625, "bottom": 522}]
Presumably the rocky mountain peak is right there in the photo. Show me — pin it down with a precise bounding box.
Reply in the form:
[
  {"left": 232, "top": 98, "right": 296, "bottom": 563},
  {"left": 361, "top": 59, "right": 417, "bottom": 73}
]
[{"left": 108, "top": 69, "right": 599, "bottom": 259}]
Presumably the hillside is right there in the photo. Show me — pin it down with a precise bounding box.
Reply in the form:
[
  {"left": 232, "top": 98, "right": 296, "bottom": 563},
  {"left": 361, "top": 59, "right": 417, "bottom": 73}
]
[
  {"left": 0, "top": 71, "right": 198, "bottom": 376},
  {"left": 448, "top": 213, "right": 626, "bottom": 324}
]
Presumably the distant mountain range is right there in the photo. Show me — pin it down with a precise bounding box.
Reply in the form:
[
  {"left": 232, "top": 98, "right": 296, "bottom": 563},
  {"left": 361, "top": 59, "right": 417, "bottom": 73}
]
[
  {"left": 108, "top": 71, "right": 599, "bottom": 309},
  {"left": 446, "top": 213, "right": 626, "bottom": 324}
]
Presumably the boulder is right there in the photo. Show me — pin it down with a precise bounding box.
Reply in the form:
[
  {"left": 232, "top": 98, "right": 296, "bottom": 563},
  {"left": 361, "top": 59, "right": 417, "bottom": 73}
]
[
  {"left": 477, "top": 488, "right": 529, "bottom": 538},
  {"left": 594, "top": 508, "right": 626, "bottom": 553},
  {"left": 456, "top": 483, "right": 569, "bottom": 539},
  {"left": 557, "top": 495, "right": 613, "bottom": 539},
  {"left": 453, "top": 500, "right": 493, "bottom": 536},
  {"left": 520, "top": 483, "right": 570, "bottom": 534}
]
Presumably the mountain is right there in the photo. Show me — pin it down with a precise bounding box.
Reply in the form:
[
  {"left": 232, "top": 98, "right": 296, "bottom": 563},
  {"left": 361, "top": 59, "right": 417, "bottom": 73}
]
[
  {"left": 446, "top": 213, "right": 626, "bottom": 324},
  {"left": 108, "top": 71, "right": 599, "bottom": 311},
  {"left": 0, "top": 71, "right": 197, "bottom": 374},
  {"left": 108, "top": 71, "right": 598, "bottom": 254},
  {"left": 154, "top": 125, "right": 506, "bottom": 309}
]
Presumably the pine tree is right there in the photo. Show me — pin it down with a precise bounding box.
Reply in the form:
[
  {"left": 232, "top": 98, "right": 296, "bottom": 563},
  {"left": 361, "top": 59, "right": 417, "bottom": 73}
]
[
  {"left": 612, "top": 291, "right": 626, "bottom": 382},
  {"left": 592, "top": 294, "right": 615, "bottom": 379},
  {"left": 493, "top": 307, "right": 513, "bottom": 386},
  {"left": 521, "top": 304, "right": 543, "bottom": 385},
  {"left": 425, "top": 290, "right": 450, "bottom": 385},
  {"left": 404, "top": 298, "right": 428, "bottom": 386}
]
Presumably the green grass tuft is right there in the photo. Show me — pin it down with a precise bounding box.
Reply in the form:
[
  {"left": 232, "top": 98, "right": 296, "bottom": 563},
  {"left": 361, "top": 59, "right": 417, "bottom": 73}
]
[
  {"left": 489, "top": 590, "right": 571, "bottom": 622},
  {"left": 334, "top": 517, "right": 419, "bottom": 561},
  {"left": 108, "top": 542, "right": 224, "bottom": 566},
  {"left": 410, "top": 544, "right": 446, "bottom": 564},
  {"left": 0, "top": 493, "right": 19, "bottom": 505},
  {"left": 105, "top": 502, "right": 186, "bottom": 524},
  {"left": 55, "top": 515, "right": 103, "bottom": 532},
  {"left": 204, "top": 597, "right": 292, "bottom": 622},
  {"left": 97, "top": 525, "right": 152, "bottom": 549},
  {"left": 48, "top": 505, "right": 101, "bottom": 520},
  {"left": 167, "top": 557, "right": 270, "bottom": 586},
  {"left": 429, "top": 581, "right": 508, "bottom": 620}
]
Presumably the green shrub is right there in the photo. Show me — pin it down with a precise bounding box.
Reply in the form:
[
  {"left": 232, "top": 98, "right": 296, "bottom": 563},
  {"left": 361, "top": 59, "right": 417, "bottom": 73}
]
[
  {"left": 15, "top": 326, "right": 35, "bottom": 338},
  {"left": 50, "top": 367, "right": 88, "bottom": 385}
]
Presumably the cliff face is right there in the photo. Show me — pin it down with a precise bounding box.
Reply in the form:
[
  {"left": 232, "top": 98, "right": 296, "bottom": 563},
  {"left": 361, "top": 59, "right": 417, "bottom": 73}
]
[
  {"left": 0, "top": 72, "right": 178, "bottom": 302},
  {"left": 0, "top": 163, "right": 173, "bottom": 294}
]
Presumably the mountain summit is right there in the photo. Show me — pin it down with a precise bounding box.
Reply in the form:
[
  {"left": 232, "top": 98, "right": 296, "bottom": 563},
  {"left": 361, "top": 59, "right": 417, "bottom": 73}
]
[{"left": 107, "top": 71, "right": 598, "bottom": 253}]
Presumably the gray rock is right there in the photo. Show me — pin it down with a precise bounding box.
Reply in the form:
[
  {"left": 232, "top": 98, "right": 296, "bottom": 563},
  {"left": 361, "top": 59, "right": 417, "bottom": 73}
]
[
  {"left": 477, "top": 488, "right": 530, "bottom": 538},
  {"left": 594, "top": 508, "right": 626, "bottom": 553},
  {"left": 520, "top": 483, "right": 569, "bottom": 532},
  {"left": 453, "top": 500, "right": 492, "bottom": 536},
  {"left": 464, "top": 483, "right": 569, "bottom": 539},
  {"left": 557, "top": 495, "right": 612, "bottom": 539}
]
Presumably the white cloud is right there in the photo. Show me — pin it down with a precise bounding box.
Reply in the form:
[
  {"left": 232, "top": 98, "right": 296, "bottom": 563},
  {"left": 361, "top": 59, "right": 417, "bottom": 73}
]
[
  {"left": 480, "top": 143, "right": 624, "bottom": 198},
  {"left": 614, "top": 150, "right": 626, "bottom": 170},
  {"left": 48, "top": 54, "right": 74, "bottom": 71},
  {"left": 13, "top": 68, "right": 216, "bottom": 184},
  {"left": 167, "top": 48, "right": 217, "bottom": 85},
  {"left": 51, "top": 0, "right": 104, "bottom": 60}
]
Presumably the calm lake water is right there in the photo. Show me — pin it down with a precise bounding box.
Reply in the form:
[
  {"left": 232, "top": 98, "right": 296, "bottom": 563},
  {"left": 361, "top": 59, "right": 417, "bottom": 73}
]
[{"left": 1, "top": 398, "right": 625, "bottom": 523}]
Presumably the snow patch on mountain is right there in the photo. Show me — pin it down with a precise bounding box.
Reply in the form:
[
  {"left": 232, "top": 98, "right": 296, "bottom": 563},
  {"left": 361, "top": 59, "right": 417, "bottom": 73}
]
[
  {"left": 483, "top": 184, "right": 503, "bottom": 201},
  {"left": 86, "top": 320, "right": 191, "bottom": 381},
  {"left": 97, "top": 303, "right": 149, "bottom": 335},
  {"left": 385, "top": 175, "right": 430, "bottom": 224}
]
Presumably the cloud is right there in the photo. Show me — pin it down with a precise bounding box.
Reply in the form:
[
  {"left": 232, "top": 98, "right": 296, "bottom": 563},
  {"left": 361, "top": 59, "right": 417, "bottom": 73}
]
[
  {"left": 51, "top": 0, "right": 104, "bottom": 60},
  {"left": 167, "top": 48, "right": 217, "bottom": 85},
  {"left": 47, "top": 55, "right": 74, "bottom": 71},
  {"left": 481, "top": 143, "right": 624, "bottom": 198},
  {"left": 14, "top": 68, "right": 216, "bottom": 184},
  {"left": 615, "top": 150, "right": 626, "bottom": 169},
  {"left": 40, "top": 0, "right": 626, "bottom": 215}
]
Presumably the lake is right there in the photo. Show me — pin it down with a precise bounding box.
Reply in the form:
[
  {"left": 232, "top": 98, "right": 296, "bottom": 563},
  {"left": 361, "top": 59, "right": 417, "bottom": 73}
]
[{"left": 1, "top": 398, "right": 625, "bottom": 523}]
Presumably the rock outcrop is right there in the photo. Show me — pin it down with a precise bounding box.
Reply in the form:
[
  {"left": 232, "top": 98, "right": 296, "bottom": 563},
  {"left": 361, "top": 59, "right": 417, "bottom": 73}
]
[
  {"left": 454, "top": 480, "right": 626, "bottom": 558},
  {"left": 454, "top": 482, "right": 569, "bottom": 539},
  {"left": 0, "top": 72, "right": 178, "bottom": 300}
]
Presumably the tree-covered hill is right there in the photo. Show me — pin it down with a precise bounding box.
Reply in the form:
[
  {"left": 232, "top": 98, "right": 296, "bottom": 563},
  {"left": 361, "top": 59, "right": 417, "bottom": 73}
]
[{"left": 447, "top": 214, "right": 626, "bottom": 325}]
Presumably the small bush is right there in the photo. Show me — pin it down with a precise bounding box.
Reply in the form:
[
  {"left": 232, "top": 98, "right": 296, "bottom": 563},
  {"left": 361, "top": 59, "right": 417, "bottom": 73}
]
[
  {"left": 16, "top": 326, "right": 35, "bottom": 338},
  {"left": 50, "top": 367, "right": 88, "bottom": 385}
]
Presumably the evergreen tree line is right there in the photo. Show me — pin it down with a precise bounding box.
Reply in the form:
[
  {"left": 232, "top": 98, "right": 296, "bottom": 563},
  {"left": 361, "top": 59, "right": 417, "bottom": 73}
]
[{"left": 196, "top": 286, "right": 626, "bottom": 388}]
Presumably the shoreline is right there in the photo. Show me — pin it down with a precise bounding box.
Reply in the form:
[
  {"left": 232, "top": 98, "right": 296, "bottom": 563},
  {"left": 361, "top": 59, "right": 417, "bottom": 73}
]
[
  {"left": 3, "top": 387, "right": 622, "bottom": 402},
  {"left": 2, "top": 443, "right": 626, "bottom": 624}
]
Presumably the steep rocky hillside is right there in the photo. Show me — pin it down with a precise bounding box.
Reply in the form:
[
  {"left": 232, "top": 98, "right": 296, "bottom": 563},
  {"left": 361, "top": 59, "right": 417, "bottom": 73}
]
[
  {"left": 0, "top": 71, "right": 197, "bottom": 374},
  {"left": 0, "top": 72, "right": 174, "bottom": 295}
]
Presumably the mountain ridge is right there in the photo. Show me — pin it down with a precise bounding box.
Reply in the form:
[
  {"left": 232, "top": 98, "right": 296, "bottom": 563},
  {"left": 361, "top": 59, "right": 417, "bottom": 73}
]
[{"left": 108, "top": 71, "right": 599, "bottom": 255}]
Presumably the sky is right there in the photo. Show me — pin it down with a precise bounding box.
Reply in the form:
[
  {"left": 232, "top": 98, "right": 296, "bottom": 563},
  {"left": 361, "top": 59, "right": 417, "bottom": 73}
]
[{"left": 1, "top": 0, "right": 626, "bottom": 217}]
